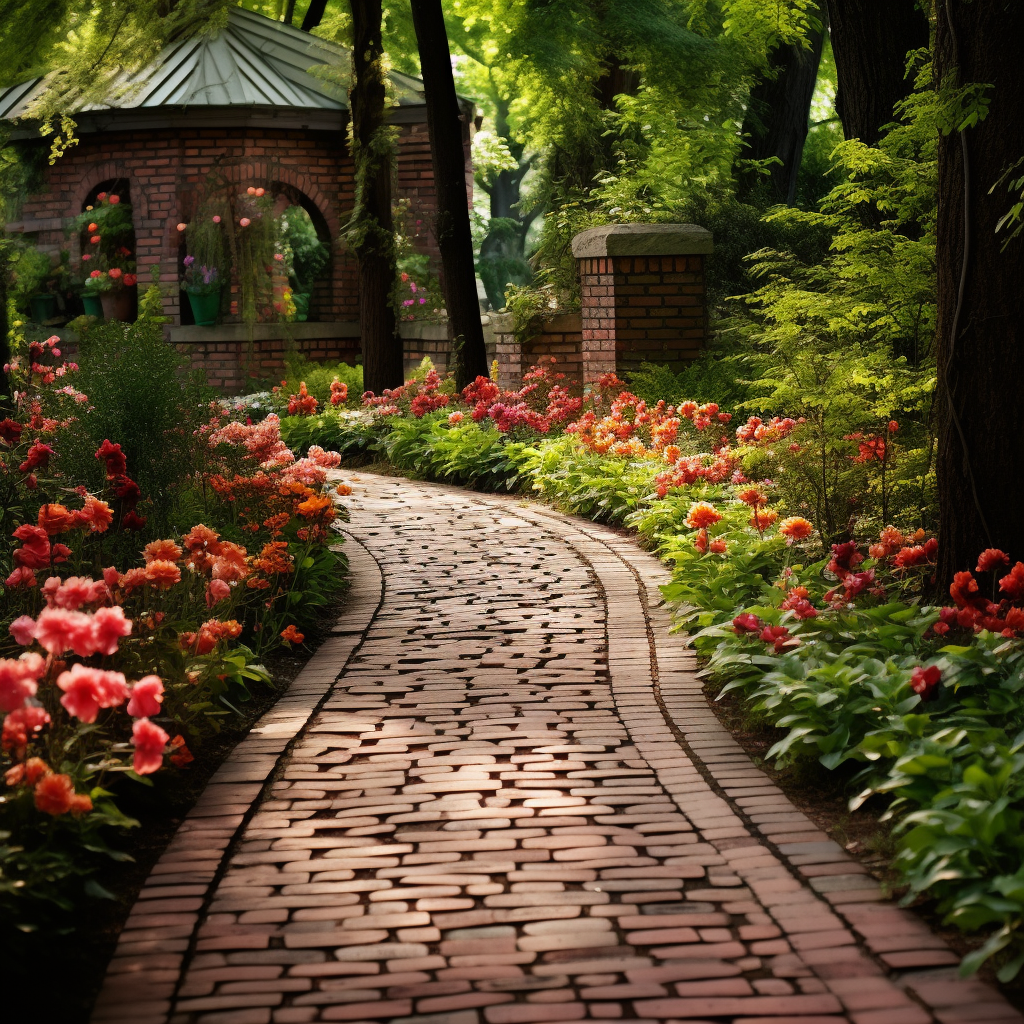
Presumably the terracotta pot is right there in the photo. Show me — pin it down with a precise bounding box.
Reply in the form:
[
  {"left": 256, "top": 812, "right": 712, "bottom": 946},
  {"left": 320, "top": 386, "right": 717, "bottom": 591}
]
[{"left": 100, "top": 286, "right": 137, "bottom": 323}]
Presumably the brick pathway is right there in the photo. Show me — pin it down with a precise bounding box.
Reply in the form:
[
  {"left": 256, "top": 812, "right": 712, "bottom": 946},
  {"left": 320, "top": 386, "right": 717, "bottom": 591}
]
[{"left": 92, "top": 475, "right": 1023, "bottom": 1024}]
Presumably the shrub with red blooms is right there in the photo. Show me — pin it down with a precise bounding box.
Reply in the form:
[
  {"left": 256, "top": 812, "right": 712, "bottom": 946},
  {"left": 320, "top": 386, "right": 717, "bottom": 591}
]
[
  {"left": 929, "top": 550, "right": 1024, "bottom": 638},
  {"left": 0, "top": 330, "right": 349, "bottom": 921}
]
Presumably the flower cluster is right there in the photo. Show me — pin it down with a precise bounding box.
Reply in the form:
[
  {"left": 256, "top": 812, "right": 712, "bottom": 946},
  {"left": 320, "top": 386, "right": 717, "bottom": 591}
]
[{"left": 935, "top": 549, "right": 1024, "bottom": 637}]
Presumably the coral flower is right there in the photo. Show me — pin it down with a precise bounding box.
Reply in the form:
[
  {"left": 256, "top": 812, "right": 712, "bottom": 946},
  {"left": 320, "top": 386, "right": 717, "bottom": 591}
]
[
  {"left": 183, "top": 524, "right": 220, "bottom": 553},
  {"left": 145, "top": 559, "right": 182, "bottom": 589},
  {"left": 144, "top": 539, "right": 183, "bottom": 563},
  {"left": 57, "top": 664, "right": 128, "bottom": 722},
  {"left": 37, "top": 503, "right": 73, "bottom": 536},
  {"left": 749, "top": 508, "right": 779, "bottom": 532},
  {"left": 684, "top": 502, "right": 722, "bottom": 530},
  {"left": 280, "top": 624, "right": 305, "bottom": 644},
  {"left": 132, "top": 718, "right": 169, "bottom": 775},
  {"left": 709, "top": 538, "right": 727, "bottom": 554},
  {"left": 448, "top": 411, "right": 464, "bottom": 425},
  {"left": 205, "top": 579, "right": 231, "bottom": 608},
  {"left": 34, "top": 772, "right": 75, "bottom": 815},
  {"left": 74, "top": 495, "right": 114, "bottom": 533},
  {"left": 779, "top": 516, "right": 814, "bottom": 542},
  {"left": 977, "top": 548, "right": 1011, "bottom": 573},
  {"left": 5, "top": 567, "right": 37, "bottom": 589},
  {"left": 34, "top": 607, "right": 93, "bottom": 656},
  {"left": 127, "top": 675, "right": 164, "bottom": 718},
  {"left": 1000, "top": 563, "right": 1024, "bottom": 601},
  {"left": 9, "top": 615, "right": 37, "bottom": 646},
  {"left": 2, "top": 706, "right": 50, "bottom": 756},
  {"left": 5, "top": 756, "right": 51, "bottom": 788},
  {"left": 737, "top": 487, "right": 766, "bottom": 507}
]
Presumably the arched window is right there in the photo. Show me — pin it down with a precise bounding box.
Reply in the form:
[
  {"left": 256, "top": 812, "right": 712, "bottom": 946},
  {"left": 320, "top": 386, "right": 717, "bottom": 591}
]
[{"left": 78, "top": 178, "right": 138, "bottom": 321}]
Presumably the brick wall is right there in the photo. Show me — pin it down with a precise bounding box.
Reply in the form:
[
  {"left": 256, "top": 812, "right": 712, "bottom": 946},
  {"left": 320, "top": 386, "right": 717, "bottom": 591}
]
[
  {"left": 578, "top": 254, "right": 707, "bottom": 380},
  {"left": 14, "top": 120, "right": 441, "bottom": 328},
  {"left": 493, "top": 312, "right": 584, "bottom": 391}
]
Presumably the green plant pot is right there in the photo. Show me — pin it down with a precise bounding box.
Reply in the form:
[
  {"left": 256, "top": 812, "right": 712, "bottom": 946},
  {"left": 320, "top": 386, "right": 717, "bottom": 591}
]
[
  {"left": 187, "top": 287, "right": 221, "bottom": 327},
  {"left": 292, "top": 292, "right": 310, "bottom": 322},
  {"left": 30, "top": 293, "right": 58, "bottom": 322},
  {"left": 82, "top": 293, "right": 104, "bottom": 318}
]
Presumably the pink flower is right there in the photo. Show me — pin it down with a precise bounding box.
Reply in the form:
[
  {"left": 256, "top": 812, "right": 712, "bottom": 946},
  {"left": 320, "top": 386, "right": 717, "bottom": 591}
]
[
  {"left": 34, "top": 607, "right": 93, "bottom": 656},
  {"left": 103, "top": 566, "right": 120, "bottom": 587},
  {"left": 43, "top": 575, "right": 98, "bottom": 611},
  {"left": 239, "top": 217, "right": 251, "bottom": 227},
  {"left": 57, "top": 664, "right": 128, "bottom": 723},
  {"left": 9, "top": 615, "right": 37, "bottom": 646},
  {"left": 127, "top": 675, "right": 164, "bottom": 718},
  {"left": 91, "top": 606, "right": 132, "bottom": 655},
  {"left": 5, "top": 567, "right": 37, "bottom": 589},
  {"left": 132, "top": 718, "right": 169, "bottom": 775},
  {"left": 0, "top": 653, "right": 45, "bottom": 712},
  {"left": 212, "top": 215, "right": 221, "bottom": 224},
  {"left": 205, "top": 578, "right": 231, "bottom": 608}
]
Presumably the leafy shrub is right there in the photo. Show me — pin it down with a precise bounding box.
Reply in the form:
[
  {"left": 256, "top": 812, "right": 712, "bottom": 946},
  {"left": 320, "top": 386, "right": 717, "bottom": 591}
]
[{"left": 280, "top": 355, "right": 363, "bottom": 408}]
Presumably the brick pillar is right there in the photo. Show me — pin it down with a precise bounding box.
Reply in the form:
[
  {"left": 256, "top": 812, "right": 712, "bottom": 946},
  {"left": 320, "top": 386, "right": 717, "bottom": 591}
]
[{"left": 572, "top": 223, "right": 712, "bottom": 383}]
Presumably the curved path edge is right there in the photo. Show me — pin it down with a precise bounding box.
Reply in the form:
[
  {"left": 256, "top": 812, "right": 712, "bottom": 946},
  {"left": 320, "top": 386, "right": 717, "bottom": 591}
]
[
  {"left": 91, "top": 536, "right": 384, "bottom": 1024},
  {"left": 89, "top": 476, "right": 1022, "bottom": 1024}
]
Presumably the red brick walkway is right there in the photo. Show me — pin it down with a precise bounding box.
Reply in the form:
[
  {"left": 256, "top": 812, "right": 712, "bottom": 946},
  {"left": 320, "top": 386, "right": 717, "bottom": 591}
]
[{"left": 92, "top": 475, "right": 1023, "bottom": 1024}]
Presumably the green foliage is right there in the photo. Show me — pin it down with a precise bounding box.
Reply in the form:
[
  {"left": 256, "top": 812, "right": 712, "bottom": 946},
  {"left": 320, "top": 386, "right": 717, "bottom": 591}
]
[
  {"left": 56, "top": 319, "right": 212, "bottom": 531},
  {"left": 9, "top": 246, "right": 52, "bottom": 309},
  {"left": 279, "top": 205, "right": 329, "bottom": 293}
]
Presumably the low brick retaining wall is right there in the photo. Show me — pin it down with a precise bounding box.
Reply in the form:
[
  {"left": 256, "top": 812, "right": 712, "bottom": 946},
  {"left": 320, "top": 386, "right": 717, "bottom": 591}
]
[{"left": 493, "top": 311, "right": 584, "bottom": 390}]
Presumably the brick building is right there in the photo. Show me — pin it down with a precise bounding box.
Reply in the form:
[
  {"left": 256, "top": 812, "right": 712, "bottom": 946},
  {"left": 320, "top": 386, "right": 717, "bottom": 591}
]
[{"left": 0, "top": 8, "right": 473, "bottom": 388}]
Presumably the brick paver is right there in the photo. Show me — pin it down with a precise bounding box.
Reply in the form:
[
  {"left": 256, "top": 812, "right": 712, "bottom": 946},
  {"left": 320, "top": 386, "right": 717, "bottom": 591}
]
[{"left": 91, "top": 475, "right": 1024, "bottom": 1024}]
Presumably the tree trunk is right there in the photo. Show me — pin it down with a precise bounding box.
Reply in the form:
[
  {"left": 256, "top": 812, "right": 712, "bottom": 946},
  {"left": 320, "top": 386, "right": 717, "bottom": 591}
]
[
  {"left": 934, "top": 0, "right": 1024, "bottom": 587},
  {"left": 301, "top": 0, "right": 328, "bottom": 32},
  {"left": 736, "top": 5, "right": 827, "bottom": 206},
  {"left": 348, "top": 0, "right": 402, "bottom": 394},
  {"left": 284, "top": 0, "right": 297, "bottom": 26},
  {"left": 410, "top": 0, "right": 488, "bottom": 389},
  {"left": 824, "top": 0, "right": 930, "bottom": 146}
]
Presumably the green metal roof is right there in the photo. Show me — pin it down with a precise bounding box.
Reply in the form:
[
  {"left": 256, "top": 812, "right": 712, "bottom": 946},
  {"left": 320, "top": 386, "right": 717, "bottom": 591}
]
[{"left": 0, "top": 8, "right": 428, "bottom": 122}]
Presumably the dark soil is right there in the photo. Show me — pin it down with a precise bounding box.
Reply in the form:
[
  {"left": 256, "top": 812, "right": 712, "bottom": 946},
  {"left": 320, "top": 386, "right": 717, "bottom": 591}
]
[{"left": 4, "top": 592, "right": 346, "bottom": 1024}]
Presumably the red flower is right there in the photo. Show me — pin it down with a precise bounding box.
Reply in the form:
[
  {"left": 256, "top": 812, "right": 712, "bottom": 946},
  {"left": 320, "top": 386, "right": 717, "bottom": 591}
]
[
  {"left": 123, "top": 273, "right": 137, "bottom": 287},
  {"left": 0, "top": 418, "right": 22, "bottom": 446},
  {"left": 910, "top": 665, "right": 941, "bottom": 700},
  {"left": 280, "top": 624, "right": 305, "bottom": 645},
  {"left": 169, "top": 734, "right": 194, "bottom": 768},
  {"left": 950, "top": 570, "right": 983, "bottom": 609},
  {"left": 95, "top": 439, "right": 127, "bottom": 478},
  {"left": 977, "top": 548, "right": 1011, "bottom": 574},
  {"left": 827, "top": 541, "right": 863, "bottom": 580},
  {"left": 18, "top": 441, "right": 53, "bottom": 474},
  {"left": 132, "top": 718, "right": 169, "bottom": 775},
  {"left": 732, "top": 613, "right": 762, "bottom": 634},
  {"left": 999, "top": 563, "right": 1024, "bottom": 601},
  {"left": 57, "top": 664, "right": 129, "bottom": 722},
  {"left": 759, "top": 624, "right": 796, "bottom": 653},
  {"left": 121, "top": 510, "right": 147, "bottom": 532}
]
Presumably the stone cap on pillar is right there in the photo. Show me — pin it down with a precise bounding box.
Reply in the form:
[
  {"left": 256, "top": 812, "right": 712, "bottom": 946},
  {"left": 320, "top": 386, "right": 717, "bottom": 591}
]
[{"left": 571, "top": 222, "right": 713, "bottom": 258}]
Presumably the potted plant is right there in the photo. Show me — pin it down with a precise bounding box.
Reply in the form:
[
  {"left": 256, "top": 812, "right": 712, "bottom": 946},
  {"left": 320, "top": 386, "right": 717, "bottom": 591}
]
[
  {"left": 11, "top": 246, "right": 57, "bottom": 322},
  {"left": 76, "top": 192, "right": 138, "bottom": 321},
  {"left": 180, "top": 212, "right": 225, "bottom": 326}
]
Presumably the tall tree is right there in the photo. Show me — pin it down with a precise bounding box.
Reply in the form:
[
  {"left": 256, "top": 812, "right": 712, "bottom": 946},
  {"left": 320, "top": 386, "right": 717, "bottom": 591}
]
[
  {"left": 934, "top": 0, "right": 1024, "bottom": 584},
  {"left": 347, "top": 0, "right": 402, "bottom": 392},
  {"left": 824, "top": 0, "right": 930, "bottom": 146},
  {"left": 410, "top": 0, "right": 488, "bottom": 389},
  {"left": 736, "top": 4, "right": 827, "bottom": 206}
]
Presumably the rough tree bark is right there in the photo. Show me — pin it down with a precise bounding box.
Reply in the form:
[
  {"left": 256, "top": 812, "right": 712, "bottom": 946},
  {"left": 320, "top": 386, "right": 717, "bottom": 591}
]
[
  {"left": 824, "top": 0, "right": 930, "bottom": 145},
  {"left": 736, "top": 4, "right": 827, "bottom": 206},
  {"left": 934, "top": 0, "right": 1024, "bottom": 585},
  {"left": 348, "top": 0, "right": 402, "bottom": 393},
  {"left": 410, "top": 0, "right": 488, "bottom": 389}
]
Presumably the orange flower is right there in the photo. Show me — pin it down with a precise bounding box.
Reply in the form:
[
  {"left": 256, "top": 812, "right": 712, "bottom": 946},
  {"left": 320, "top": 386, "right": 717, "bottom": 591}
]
[
  {"left": 5, "top": 756, "right": 50, "bottom": 787},
  {"left": 779, "top": 516, "right": 814, "bottom": 541},
  {"left": 118, "top": 567, "right": 149, "bottom": 594},
  {"left": 296, "top": 494, "right": 333, "bottom": 519},
  {"left": 169, "top": 734, "right": 194, "bottom": 767},
  {"left": 34, "top": 772, "right": 75, "bottom": 815},
  {"left": 281, "top": 624, "right": 305, "bottom": 644},
  {"left": 74, "top": 495, "right": 113, "bottom": 533},
  {"left": 145, "top": 560, "right": 182, "bottom": 589},
  {"left": 38, "top": 503, "right": 73, "bottom": 536},
  {"left": 710, "top": 538, "right": 727, "bottom": 554},
  {"left": 183, "top": 524, "right": 221, "bottom": 553},
  {"left": 212, "top": 541, "right": 249, "bottom": 583},
  {"left": 144, "top": 539, "right": 183, "bottom": 564},
  {"left": 736, "top": 487, "right": 766, "bottom": 508},
  {"left": 69, "top": 792, "right": 93, "bottom": 815},
  {"left": 684, "top": 502, "right": 722, "bottom": 530},
  {"left": 335, "top": 483, "right": 352, "bottom": 496},
  {"left": 749, "top": 508, "right": 779, "bottom": 531}
]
